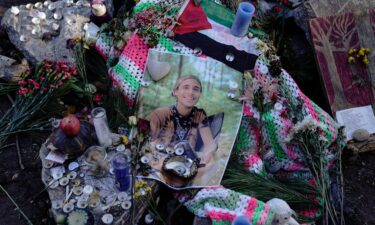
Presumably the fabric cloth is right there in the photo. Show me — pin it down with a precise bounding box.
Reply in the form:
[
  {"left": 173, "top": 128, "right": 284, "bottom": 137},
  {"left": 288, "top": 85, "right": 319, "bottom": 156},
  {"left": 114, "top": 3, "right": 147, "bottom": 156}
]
[
  {"left": 184, "top": 187, "right": 275, "bottom": 225},
  {"left": 146, "top": 106, "right": 208, "bottom": 151},
  {"left": 173, "top": 32, "right": 258, "bottom": 72},
  {"left": 173, "top": 0, "right": 212, "bottom": 34},
  {"left": 199, "top": 19, "right": 261, "bottom": 55}
]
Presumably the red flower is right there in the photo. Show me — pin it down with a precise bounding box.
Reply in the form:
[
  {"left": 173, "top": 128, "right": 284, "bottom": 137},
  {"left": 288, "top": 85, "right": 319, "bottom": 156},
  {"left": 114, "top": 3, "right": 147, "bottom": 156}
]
[
  {"left": 280, "top": 109, "right": 288, "bottom": 118},
  {"left": 42, "top": 63, "right": 52, "bottom": 70},
  {"left": 70, "top": 68, "right": 77, "bottom": 76},
  {"left": 44, "top": 58, "right": 52, "bottom": 64},
  {"left": 270, "top": 92, "right": 279, "bottom": 102},
  {"left": 40, "top": 76, "right": 46, "bottom": 81},
  {"left": 273, "top": 6, "right": 283, "bottom": 13},
  {"left": 50, "top": 84, "right": 55, "bottom": 89},
  {"left": 93, "top": 93, "right": 102, "bottom": 103},
  {"left": 33, "top": 82, "right": 40, "bottom": 90},
  {"left": 60, "top": 64, "right": 69, "bottom": 72},
  {"left": 18, "top": 87, "right": 29, "bottom": 96},
  {"left": 57, "top": 81, "right": 64, "bottom": 87},
  {"left": 137, "top": 118, "right": 150, "bottom": 135},
  {"left": 18, "top": 81, "right": 27, "bottom": 86},
  {"left": 42, "top": 87, "right": 48, "bottom": 91},
  {"left": 63, "top": 73, "right": 71, "bottom": 80}
]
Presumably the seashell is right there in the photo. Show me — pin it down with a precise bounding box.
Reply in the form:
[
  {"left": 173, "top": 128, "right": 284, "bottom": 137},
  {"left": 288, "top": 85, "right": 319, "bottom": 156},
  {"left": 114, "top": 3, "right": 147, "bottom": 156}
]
[
  {"left": 25, "top": 3, "right": 33, "bottom": 10},
  {"left": 117, "top": 192, "right": 128, "bottom": 201},
  {"left": 49, "top": 180, "right": 59, "bottom": 189},
  {"left": 34, "top": 2, "right": 43, "bottom": 9},
  {"left": 89, "top": 198, "right": 100, "bottom": 207},
  {"left": 19, "top": 35, "right": 27, "bottom": 42},
  {"left": 76, "top": 0, "right": 84, "bottom": 6},
  {"left": 52, "top": 23, "right": 59, "bottom": 31},
  {"left": 70, "top": 178, "right": 81, "bottom": 186},
  {"left": 174, "top": 146, "right": 184, "bottom": 156},
  {"left": 91, "top": 4, "right": 107, "bottom": 17},
  {"left": 65, "top": 0, "right": 74, "bottom": 6},
  {"left": 43, "top": 160, "right": 54, "bottom": 168},
  {"left": 43, "top": 1, "right": 51, "bottom": 6},
  {"left": 68, "top": 161, "right": 79, "bottom": 171},
  {"left": 31, "top": 17, "right": 40, "bottom": 25},
  {"left": 50, "top": 169, "right": 63, "bottom": 179},
  {"left": 82, "top": 1, "right": 91, "bottom": 7},
  {"left": 63, "top": 203, "right": 74, "bottom": 213},
  {"left": 141, "top": 155, "right": 150, "bottom": 164},
  {"left": 48, "top": 4, "right": 55, "bottom": 11},
  {"left": 31, "top": 27, "right": 41, "bottom": 35},
  {"left": 101, "top": 214, "right": 113, "bottom": 224},
  {"left": 67, "top": 171, "right": 77, "bottom": 179},
  {"left": 77, "top": 201, "right": 88, "bottom": 208},
  {"left": 38, "top": 11, "right": 46, "bottom": 20},
  {"left": 156, "top": 144, "right": 165, "bottom": 151},
  {"left": 72, "top": 186, "right": 83, "bottom": 195},
  {"left": 53, "top": 12, "right": 62, "bottom": 20},
  {"left": 29, "top": 9, "right": 39, "bottom": 18},
  {"left": 11, "top": 6, "right": 20, "bottom": 15},
  {"left": 162, "top": 155, "right": 198, "bottom": 179},
  {"left": 66, "top": 18, "right": 76, "bottom": 24},
  {"left": 83, "top": 185, "right": 93, "bottom": 195},
  {"left": 147, "top": 59, "right": 171, "bottom": 81},
  {"left": 166, "top": 147, "right": 174, "bottom": 155},
  {"left": 52, "top": 200, "right": 63, "bottom": 209},
  {"left": 121, "top": 201, "right": 131, "bottom": 210},
  {"left": 116, "top": 144, "right": 125, "bottom": 152},
  {"left": 83, "top": 23, "right": 89, "bottom": 31},
  {"left": 145, "top": 214, "right": 154, "bottom": 224},
  {"left": 352, "top": 129, "right": 370, "bottom": 142},
  {"left": 59, "top": 177, "right": 69, "bottom": 186}
]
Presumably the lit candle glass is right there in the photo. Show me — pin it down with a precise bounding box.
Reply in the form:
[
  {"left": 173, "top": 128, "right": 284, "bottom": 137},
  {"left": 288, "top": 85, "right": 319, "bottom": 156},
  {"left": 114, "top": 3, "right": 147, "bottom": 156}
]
[{"left": 230, "top": 2, "right": 255, "bottom": 37}]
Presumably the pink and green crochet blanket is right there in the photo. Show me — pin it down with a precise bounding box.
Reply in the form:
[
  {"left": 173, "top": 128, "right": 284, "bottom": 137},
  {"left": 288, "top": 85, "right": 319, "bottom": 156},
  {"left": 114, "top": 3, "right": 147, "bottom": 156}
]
[{"left": 184, "top": 187, "right": 275, "bottom": 225}]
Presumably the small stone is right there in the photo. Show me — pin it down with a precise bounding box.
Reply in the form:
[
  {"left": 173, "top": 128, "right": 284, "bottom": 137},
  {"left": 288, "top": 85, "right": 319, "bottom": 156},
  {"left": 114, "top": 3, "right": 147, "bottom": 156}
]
[{"left": 352, "top": 129, "right": 370, "bottom": 142}]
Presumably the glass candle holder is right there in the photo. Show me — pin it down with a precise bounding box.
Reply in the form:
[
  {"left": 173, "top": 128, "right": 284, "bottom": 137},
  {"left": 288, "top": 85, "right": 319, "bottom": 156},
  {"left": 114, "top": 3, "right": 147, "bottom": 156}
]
[
  {"left": 91, "top": 107, "right": 112, "bottom": 147},
  {"left": 112, "top": 152, "right": 131, "bottom": 192}
]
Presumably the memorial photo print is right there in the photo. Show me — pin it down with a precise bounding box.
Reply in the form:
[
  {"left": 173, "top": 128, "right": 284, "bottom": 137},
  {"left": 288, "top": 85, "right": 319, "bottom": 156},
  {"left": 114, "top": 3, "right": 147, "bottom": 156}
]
[{"left": 137, "top": 50, "right": 243, "bottom": 189}]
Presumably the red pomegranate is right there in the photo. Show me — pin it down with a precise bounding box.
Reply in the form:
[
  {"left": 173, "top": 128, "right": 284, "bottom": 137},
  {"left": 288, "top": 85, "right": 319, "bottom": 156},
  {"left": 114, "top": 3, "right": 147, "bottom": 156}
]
[{"left": 60, "top": 115, "right": 81, "bottom": 137}]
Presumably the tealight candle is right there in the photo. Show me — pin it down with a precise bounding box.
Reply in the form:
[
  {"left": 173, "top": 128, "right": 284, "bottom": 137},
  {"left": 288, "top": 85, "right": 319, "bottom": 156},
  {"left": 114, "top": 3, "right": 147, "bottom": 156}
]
[{"left": 230, "top": 2, "right": 255, "bottom": 37}]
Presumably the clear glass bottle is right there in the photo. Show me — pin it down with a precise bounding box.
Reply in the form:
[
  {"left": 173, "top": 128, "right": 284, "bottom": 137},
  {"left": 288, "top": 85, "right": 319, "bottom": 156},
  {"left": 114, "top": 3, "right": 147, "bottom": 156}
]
[{"left": 91, "top": 107, "right": 112, "bottom": 147}]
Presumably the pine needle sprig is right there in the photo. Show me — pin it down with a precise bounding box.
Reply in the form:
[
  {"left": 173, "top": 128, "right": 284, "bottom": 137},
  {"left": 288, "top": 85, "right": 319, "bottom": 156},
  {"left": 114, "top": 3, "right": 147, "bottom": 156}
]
[
  {"left": 0, "top": 185, "right": 34, "bottom": 225},
  {"left": 223, "top": 159, "right": 319, "bottom": 208}
]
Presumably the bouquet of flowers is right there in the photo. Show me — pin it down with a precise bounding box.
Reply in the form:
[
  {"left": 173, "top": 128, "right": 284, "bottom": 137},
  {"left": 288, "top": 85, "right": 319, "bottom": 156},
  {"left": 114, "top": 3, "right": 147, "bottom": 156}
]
[{"left": 0, "top": 59, "right": 79, "bottom": 147}]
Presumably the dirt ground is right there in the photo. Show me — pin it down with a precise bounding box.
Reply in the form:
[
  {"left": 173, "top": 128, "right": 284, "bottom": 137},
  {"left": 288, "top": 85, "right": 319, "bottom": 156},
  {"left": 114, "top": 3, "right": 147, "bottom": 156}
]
[{"left": 0, "top": 1, "right": 375, "bottom": 225}]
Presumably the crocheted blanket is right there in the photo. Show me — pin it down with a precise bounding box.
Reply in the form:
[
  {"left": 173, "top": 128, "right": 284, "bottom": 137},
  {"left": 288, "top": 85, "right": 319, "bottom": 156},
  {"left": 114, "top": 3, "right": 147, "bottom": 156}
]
[{"left": 94, "top": 0, "right": 344, "bottom": 224}]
